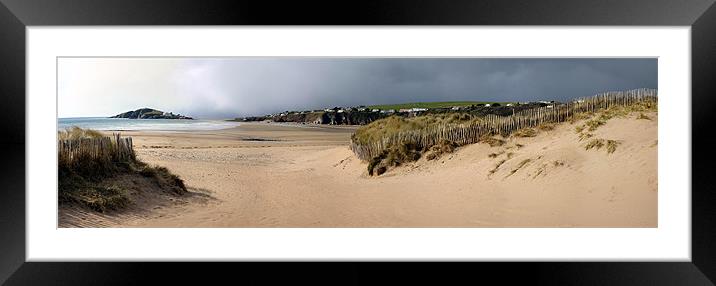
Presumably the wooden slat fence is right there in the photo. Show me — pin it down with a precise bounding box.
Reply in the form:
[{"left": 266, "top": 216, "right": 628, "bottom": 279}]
[
  {"left": 350, "top": 88, "right": 657, "bottom": 161},
  {"left": 58, "top": 133, "right": 135, "bottom": 167}
]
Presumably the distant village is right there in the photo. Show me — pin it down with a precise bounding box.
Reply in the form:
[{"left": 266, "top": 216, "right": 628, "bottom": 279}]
[
  {"left": 260, "top": 100, "right": 556, "bottom": 118},
  {"left": 235, "top": 100, "right": 559, "bottom": 125}
]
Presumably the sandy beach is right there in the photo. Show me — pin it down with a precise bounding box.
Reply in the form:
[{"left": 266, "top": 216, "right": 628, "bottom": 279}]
[{"left": 59, "top": 114, "right": 657, "bottom": 228}]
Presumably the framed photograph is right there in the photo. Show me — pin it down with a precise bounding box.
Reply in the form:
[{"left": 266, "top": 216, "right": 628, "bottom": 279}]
[{"left": 2, "top": 0, "right": 715, "bottom": 284}]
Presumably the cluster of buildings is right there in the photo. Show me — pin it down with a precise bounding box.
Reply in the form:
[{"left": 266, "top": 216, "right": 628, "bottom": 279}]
[
  {"left": 262, "top": 100, "right": 560, "bottom": 119},
  {"left": 314, "top": 106, "right": 432, "bottom": 115}
]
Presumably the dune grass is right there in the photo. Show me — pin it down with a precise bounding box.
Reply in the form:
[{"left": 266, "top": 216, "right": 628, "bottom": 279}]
[
  {"left": 513, "top": 128, "right": 537, "bottom": 138},
  {"left": 606, "top": 140, "right": 621, "bottom": 154},
  {"left": 488, "top": 159, "right": 507, "bottom": 177},
  {"left": 568, "top": 112, "right": 594, "bottom": 124},
  {"left": 425, "top": 139, "right": 458, "bottom": 161},
  {"left": 353, "top": 114, "right": 480, "bottom": 145},
  {"left": 58, "top": 126, "right": 104, "bottom": 140},
  {"left": 637, "top": 113, "right": 651, "bottom": 120},
  {"left": 488, "top": 150, "right": 505, "bottom": 158},
  {"left": 583, "top": 138, "right": 620, "bottom": 155},
  {"left": 532, "top": 163, "right": 548, "bottom": 179},
  {"left": 584, "top": 138, "right": 605, "bottom": 151},
  {"left": 578, "top": 132, "right": 594, "bottom": 141},
  {"left": 58, "top": 127, "right": 187, "bottom": 212},
  {"left": 584, "top": 118, "right": 606, "bottom": 131},
  {"left": 480, "top": 134, "right": 505, "bottom": 147},
  {"left": 537, "top": 123, "right": 556, "bottom": 131},
  {"left": 577, "top": 102, "right": 657, "bottom": 133},
  {"left": 506, "top": 159, "right": 532, "bottom": 178},
  {"left": 367, "top": 142, "right": 422, "bottom": 176}
]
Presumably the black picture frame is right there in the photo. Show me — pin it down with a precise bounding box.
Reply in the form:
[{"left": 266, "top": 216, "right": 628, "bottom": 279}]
[{"left": 1, "top": 0, "right": 715, "bottom": 285}]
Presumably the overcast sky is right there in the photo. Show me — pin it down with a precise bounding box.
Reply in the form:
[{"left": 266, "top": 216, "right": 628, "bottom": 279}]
[{"left": 58, "top": 58, "right": 657, "bottom": 119}]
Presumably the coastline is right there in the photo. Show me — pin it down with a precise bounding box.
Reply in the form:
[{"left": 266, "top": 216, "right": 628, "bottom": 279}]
[{"left": 58, "top": 117, "right": 241, "bottom": 132}]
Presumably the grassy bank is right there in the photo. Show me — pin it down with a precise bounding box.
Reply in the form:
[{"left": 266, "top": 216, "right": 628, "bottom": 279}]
[
  {"left": 368, "top": 101, "right": 508, "bottom": 110},
  {"left": 352, "top": 113, "right": 481, "bottom": 145},
  {"left": 58, "top": 127, "right": 187, "bottom": 212}
]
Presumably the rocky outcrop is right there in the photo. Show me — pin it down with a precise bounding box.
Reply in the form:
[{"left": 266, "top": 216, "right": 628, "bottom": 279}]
[
  {"left": 317, "top": 112, "right": 389, "bottom": 125},
  {"left": 110, "top": 108, "right": 193, "bottom": 119}
]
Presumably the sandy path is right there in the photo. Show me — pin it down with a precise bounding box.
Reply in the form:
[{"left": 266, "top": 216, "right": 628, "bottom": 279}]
[{"left": 87, "top": 114, "right": 659, "bottom": 228}]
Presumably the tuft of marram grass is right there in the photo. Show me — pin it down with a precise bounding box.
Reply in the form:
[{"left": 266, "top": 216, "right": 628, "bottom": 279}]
[
  {"left": 584, "top": 119, "right": 606, "bottom": 131},
  {"left": 488, "top": 159, "right": 507, "bottom": 177},
  {"left": 537, "top": 123, "right": 555, "bottom": 131},
  {"left": 585, "top": 138, "right": 605, "bottom": 151},
  {"left": 480, "top": 134, "right": 505, "bottom": 147},
  {"left": 367, "top": 141, "right": 422, "bottom": 176},
  {"left": 488, "top": 150, "right": 504, "bottom": 158},
  {"left": 568, "top": 112, "right": 593, "bottom": 124},
  {"left": 506, "top": 159, "right": 532, "bottom": 178},
  {"left": 606, "top": 140, "right": 620, "bottom": 154},
  {"left": 58, "top": 126, "right": 105, "bottom": 141},
  {"left": 583, "top": 138, "right": 620, "bottom": 154},
  {"left": 425, "top": 139, "right": 458, "bottom": 161},
  {"left": 578, "top": 132, "right": 594, "bottom": 142},
  {"left": 637, "top": 113, "right": 651, "bottom": 120},
  {"left": 532, "top": 163, "right": 548, "bottom": 179},
  {"left": 582, "top": 103, "right": 657, "bottom": 132},
  {"left": 61, "top": 185, "right": 131, "bottom": 213},
  {"left": 514, "top": 128, "right": 537, "bottom": 138}
]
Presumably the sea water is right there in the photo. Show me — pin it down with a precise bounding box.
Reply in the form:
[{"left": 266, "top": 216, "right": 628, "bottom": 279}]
[{"left": 58, "top": 117, "right": 240, "bottom": 131}]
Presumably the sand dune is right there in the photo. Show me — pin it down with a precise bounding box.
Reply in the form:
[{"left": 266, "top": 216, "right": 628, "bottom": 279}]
[{"left": 60, "top": 113, "right": 657, "bottom": 227}]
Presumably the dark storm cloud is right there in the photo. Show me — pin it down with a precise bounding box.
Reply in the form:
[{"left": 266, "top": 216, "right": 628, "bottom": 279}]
[
  {"left": 89, "top": 58, "right": 657, "bottom": 118},
  {"left": 170, "top": 58, "right": 656, "bottom": 118}
]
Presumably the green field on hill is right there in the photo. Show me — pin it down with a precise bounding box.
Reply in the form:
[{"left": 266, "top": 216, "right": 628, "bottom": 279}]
[{"left": 367, "top": 101, "right": 508, "bottom": 110}]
